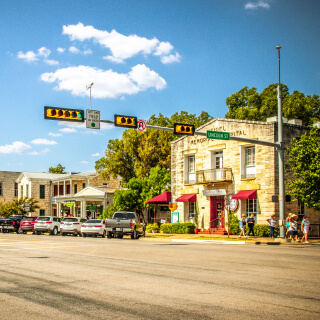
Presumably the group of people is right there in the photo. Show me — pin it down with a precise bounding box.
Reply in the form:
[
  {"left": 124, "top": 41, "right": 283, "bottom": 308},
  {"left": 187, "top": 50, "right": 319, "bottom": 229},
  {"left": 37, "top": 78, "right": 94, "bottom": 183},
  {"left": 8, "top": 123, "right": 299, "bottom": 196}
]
[{"left": 238, "top": 212, "right": 311, "bottom": 242}]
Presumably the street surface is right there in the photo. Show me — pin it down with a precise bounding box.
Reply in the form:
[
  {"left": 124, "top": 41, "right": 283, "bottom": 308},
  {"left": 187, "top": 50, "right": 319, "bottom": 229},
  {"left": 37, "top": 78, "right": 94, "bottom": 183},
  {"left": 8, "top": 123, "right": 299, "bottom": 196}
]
[{"left": 0, "top": 233, "right": 319, "bottom": 320}]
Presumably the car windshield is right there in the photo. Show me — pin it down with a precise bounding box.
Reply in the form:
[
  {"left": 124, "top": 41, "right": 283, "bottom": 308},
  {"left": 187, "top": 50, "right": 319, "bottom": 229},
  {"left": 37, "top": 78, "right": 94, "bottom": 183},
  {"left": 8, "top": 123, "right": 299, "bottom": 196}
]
[
  {"left": 36, "top": 217, "right": 50, "bottom": 221},
  {"left": 62, "top": 218, "right": 78, "bottom": 222},
  {"left": 22, "top": 217, "right": 36, "bottom": 221},
  {"left": 113, "top": 212, "right": 136, "bottom": 220},
  {"left": 85, "top": 220, "right": 103, "bottom": 224}
]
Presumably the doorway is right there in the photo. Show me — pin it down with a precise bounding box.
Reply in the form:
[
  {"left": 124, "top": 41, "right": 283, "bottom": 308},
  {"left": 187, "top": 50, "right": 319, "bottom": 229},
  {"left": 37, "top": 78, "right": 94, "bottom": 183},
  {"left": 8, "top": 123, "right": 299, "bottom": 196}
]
[{"left": 210, "top": 197, "right": 225, "bottom": 229}]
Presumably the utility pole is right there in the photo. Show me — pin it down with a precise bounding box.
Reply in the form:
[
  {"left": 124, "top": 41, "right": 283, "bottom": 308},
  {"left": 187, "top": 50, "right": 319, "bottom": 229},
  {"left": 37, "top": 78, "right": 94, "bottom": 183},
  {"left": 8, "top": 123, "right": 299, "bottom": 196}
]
[
  {"left": 86, "top": 83, "right": 94, "bottom": 110},
  {"left": 276, "top": 44, "right": 285, "bottom": 238}
]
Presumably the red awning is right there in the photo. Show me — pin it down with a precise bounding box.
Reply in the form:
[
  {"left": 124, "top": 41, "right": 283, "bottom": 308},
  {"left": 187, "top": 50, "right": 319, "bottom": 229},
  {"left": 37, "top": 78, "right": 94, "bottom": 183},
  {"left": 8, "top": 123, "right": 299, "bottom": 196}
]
[
  {"left": 232, "top": 190, "right": 257, "bottom": 200},
  {"left": 145, "top": 191, "right": 171, "bottom": 204},
  {"left": 175, "top": 194, "right": 197, "bottom": 202}
]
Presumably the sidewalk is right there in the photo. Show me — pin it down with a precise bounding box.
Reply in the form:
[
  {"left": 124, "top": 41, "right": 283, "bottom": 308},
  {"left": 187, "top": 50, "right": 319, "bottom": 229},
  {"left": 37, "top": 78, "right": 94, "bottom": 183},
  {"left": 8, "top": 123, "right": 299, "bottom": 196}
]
[{"left": 143, "top": 233, "right": 320, "bottom": 245}]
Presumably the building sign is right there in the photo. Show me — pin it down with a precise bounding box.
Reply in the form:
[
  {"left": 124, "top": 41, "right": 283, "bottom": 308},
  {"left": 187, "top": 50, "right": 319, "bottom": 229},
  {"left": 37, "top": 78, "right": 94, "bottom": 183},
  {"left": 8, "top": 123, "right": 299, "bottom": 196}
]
[
  {"left": 87, "top": 204, "right": 97, "bottom": 212},
  {"left": 65, "top": 201, "right": 75, "bottom": 207},
  {"left": 228, "top": 195, "right": 239, "bottom": 212},
  {"left": 202, "top": 189, "right": 226, "bottom": 196},
  {"left": 172, "top": 212, "right": 179, "bottom": 223}
]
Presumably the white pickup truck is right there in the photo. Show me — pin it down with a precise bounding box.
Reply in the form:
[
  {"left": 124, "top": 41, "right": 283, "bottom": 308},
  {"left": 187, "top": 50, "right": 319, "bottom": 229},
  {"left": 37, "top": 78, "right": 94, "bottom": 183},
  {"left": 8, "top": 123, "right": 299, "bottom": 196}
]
[{"left": 105, "top": 211, "right": 145, "bottom": 239}]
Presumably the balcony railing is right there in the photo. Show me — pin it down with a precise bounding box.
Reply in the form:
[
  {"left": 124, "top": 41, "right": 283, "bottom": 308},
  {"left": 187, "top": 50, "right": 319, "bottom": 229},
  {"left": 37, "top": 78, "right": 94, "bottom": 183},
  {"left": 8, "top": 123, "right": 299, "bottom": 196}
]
[{"left": 184, "top": 168, "right": 233, "bottom": 185}]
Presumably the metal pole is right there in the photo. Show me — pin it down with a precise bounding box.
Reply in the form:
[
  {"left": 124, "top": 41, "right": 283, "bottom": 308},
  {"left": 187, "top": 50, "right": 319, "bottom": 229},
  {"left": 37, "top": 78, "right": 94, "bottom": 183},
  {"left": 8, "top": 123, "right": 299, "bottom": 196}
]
[
  {"left": 276, "top": 44, "right": 285, "bottom": 238},
  {"left": 86, "top": 83, "right": 94, "bottom": 110}
]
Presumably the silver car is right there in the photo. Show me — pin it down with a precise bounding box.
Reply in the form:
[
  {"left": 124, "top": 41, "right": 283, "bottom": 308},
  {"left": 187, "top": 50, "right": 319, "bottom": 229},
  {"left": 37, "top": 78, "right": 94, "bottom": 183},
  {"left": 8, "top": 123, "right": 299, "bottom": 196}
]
[
  {"left": 81, "top": 219, "right": 106, "bottom": 238},
  {"left": 34, "top": 216, "right": 61, "bottom": 235},
  {"left": 60, "top": 217, "right": 85, "bottom": 236}
]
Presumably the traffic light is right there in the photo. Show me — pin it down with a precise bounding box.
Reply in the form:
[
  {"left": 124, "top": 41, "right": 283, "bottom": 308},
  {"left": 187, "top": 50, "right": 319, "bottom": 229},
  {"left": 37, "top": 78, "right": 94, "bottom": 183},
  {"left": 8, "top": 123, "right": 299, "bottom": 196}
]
[
  {"left": 173, "top": 123, "right": 195, "bottom": 136},
  {"left": 44, "top": 106, "right": 84, "bottom": 122},
  {"left": 114, "top": 115, "right": 137, "bottom": 129}
]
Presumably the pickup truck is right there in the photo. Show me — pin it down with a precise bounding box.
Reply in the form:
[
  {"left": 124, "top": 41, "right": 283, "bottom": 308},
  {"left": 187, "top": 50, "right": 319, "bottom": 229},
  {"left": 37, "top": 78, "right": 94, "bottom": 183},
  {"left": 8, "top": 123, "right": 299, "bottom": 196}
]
[
  {"left": 105, "top": 211, "right": 145, "bottom": 239},
  {"left": 0, "top": 215, "right": 25, "bottom": 233}
]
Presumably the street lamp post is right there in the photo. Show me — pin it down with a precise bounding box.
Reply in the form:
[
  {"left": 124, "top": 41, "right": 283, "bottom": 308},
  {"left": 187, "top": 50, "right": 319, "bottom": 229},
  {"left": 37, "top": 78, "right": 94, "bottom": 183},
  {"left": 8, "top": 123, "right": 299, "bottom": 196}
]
[
  {"left": 276, "top": 44, "right": 285, "bottom": 238},
  {"left": 86, "top": 83, "right": 94, "bottom": 110}
]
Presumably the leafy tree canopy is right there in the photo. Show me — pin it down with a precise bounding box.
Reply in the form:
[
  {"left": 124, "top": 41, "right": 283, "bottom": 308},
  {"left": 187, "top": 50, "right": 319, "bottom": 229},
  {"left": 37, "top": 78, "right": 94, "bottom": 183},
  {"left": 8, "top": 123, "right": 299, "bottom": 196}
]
[
  {"left": 49, "top": 163, "right": 66, "bottom": 174},
  {"left": 286, "top": 128, "right": 320, "bottom": 210},
  {"left": 0, "top": 197, "right": 40, "bottom": 217},
  {"left": 225, "top": 83, "right": 320, "bottom": 126},
  {"left": 95, "top": 111, "right": 213, "bottom": 183}
]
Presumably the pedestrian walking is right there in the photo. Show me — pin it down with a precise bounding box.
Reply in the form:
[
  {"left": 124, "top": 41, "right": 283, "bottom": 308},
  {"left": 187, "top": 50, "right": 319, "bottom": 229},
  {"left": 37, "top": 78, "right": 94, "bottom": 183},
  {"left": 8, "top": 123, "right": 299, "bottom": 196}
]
[
  {"left": 239, "top": 214, "right": 246, "bottom": 238},
  {"left": 246, "top": 214, "right": 256, "bottom": 238},
  {"left": 285, "top": 213, "right": 293, "bottom": 238},
  {"left": 301, "top": 216, "right": 311, "bottom": 243},
  {"left": 289, "top": 214, "right": 299, "bottom": 242},
  {"left": 267, "top": 214, "right": 276, "bottom": 238}
]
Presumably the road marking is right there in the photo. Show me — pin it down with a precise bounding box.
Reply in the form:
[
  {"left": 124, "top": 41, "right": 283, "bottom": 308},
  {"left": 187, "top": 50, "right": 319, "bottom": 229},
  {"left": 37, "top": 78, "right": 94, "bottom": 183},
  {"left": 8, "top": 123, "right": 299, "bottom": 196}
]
[{"left": 171, "top": 239, "right": 246, "bottom": 244}]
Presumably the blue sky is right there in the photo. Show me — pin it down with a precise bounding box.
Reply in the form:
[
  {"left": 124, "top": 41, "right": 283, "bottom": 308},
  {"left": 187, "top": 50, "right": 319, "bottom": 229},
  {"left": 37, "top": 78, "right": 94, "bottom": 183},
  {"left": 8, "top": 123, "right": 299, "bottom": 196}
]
[{"left": 1, "top": 0, "right": 319, "bottom": 173}]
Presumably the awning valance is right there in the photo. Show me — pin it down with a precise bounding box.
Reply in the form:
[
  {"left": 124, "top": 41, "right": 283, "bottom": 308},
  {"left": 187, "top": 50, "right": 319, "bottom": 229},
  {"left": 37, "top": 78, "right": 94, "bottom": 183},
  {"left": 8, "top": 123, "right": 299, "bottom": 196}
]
[
  {"left": 232, "top": 190, "right": 257, "bottom": 200},
  {"left": 176, "top": 194, "right": 197, "bottom": 202},
  {"left": 145, "top": 191, "right": 171, "bottom": 204}
]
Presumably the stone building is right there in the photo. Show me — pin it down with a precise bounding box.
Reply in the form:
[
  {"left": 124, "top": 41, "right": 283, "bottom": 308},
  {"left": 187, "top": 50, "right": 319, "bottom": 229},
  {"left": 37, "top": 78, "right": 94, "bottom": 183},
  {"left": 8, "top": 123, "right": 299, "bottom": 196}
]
[
  {"left": 14, "top": 171, "right": 122, "bottom": 217},
  {"left": 0, "top": 171, "right": 21, "bottom": 204},
  {"left": 171, "top": 118, "right": 320, "bottom": 231}
]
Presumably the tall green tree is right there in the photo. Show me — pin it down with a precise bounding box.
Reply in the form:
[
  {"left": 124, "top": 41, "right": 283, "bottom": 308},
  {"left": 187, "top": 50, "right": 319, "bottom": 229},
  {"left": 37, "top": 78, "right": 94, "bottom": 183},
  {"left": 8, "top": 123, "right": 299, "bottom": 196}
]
[
  {"left": 0, "top": 197, "right": 40, "bottom": 217},
  {"left": 95, "top": 111, "right": 213, "bottom": 183},
  {"left": 286, "top": 128, "right": 320, "bottom": 210},
  {"left": 49, "top": 164, "right": 66, "bottom": 174},
  {"left": 225, "top": 83, "right": 320, "bottom": 126}
]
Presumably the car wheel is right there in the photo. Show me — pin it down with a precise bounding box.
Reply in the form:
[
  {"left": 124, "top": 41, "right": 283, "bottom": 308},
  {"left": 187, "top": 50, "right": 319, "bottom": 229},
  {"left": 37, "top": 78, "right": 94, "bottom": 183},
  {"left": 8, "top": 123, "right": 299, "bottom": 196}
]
[
  {"left": 73, "top": 233, "right": 78, "bottom": 237},
  {"left": 51, "top": 227, "right": 58, "bottom": 236},
  {"left": 131, "top": 229, "right": 137, "bottom": 240},
  {"left": 18, "top": 228, "right": 23, "bottom": 234},
  {"left": 36, "top": 231, "right": 41, "bottom": 235},
  {"left": 102, "top": 231, "right": 106, "bottom": 238},
  {"left": 83, "top": 233, "right": 86, "bottom": 237},
  {"left": 107, "top": 232, "right": 112, "bottom": 239},
  {"left": 118, "top": 235, "right": 123, "bottom": 239},
  {"left": 78, "top": 233, "right": 82, "bottom": 237},
  {"left": 93, "top": 234, "right": 97, "bottom": 238},
  {"left": 61, "top": 233, "right": 65, "bottom": 236}
]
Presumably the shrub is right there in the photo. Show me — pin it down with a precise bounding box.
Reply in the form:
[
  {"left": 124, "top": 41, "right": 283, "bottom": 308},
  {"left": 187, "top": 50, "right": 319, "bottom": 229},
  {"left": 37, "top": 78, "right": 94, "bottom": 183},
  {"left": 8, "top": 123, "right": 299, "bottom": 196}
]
[
  {"left": 245, "top": 224, "right": 280, "bottom": 237},
  {"left": 227, "top": 211, "right": 240, "bottom": 235},
  {"left": 146, "top": 223, "right": 159, "bottom": 232},
  {"left": 160, "top": 222, "right": 196, "bottom": 234}
]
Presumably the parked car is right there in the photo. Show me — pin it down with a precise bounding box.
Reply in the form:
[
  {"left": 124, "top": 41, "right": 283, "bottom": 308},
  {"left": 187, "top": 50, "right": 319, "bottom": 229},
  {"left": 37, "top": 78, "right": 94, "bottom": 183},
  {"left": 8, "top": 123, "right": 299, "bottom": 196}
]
[
  {"left": 105, "top": 211, "right": 145, "bottom": 239},
  {"left": 81, "top": 219, "right": 106, "bottom": 238},
  {"left": 34, "top": 216, "right": 61, "bottom": 235},
  {"left": 19, "top": 216, "right": 38, "bottom": 234},
  {"left": 0, "top": 215, "right": 25, "bottom": 233},
  {"left": 61, "top": 217, "right": 86, "bottom": 236}
]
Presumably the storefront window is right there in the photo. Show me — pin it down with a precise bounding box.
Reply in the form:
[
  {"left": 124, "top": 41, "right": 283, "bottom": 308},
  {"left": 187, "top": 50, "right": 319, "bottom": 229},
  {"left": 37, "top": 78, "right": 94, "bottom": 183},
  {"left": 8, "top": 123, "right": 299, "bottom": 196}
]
[
  {"left": 189, "top": 202, "right": 195, "bottom": 218},
  {"left": 246, "top": 199, "right": 257, "bottom": 214}
]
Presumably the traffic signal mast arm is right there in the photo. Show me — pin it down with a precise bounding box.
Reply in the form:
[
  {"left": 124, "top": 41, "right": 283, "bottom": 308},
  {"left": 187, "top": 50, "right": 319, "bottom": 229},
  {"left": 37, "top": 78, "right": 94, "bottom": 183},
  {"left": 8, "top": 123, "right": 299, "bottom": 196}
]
[{"left": 99, "top": 119, "right": 280, "bottom": 148}]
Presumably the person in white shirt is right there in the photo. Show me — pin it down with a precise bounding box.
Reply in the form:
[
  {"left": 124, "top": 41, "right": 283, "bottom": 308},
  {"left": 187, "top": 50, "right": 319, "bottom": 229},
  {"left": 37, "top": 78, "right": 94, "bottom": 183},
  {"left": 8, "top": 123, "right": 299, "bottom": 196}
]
[{"left": 267, "top": 214, "right": 276, "bottom": 238}]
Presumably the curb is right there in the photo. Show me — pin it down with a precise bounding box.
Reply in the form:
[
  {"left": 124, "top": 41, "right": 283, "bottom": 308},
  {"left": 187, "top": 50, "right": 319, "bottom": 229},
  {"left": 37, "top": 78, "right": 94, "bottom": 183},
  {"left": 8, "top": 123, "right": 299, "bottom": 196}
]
[{"left": 171, "top": 239, "right": 246, "bottom": 245}]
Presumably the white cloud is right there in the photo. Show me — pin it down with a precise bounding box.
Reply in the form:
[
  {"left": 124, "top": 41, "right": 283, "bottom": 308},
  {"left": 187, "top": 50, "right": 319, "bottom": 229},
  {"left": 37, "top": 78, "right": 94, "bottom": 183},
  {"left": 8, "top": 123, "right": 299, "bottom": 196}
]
[
  {"left": 245, "top": 1, "right": 271, "bottom": 10},
  {"left": 49, "top": 132, "right": 62, "bottom": 137},
  {"left": 161, "top": 52, "right": 181, "bottom": 64},
  {"left": 17, "top": 51, "right": 39, "bottom": 62},
  {"left": 58, "top": 121, "right": 86, "bottom": 129},
  {"left": 0, "top": 141, "right": 31, "bottom": 154},
  {"left": 69, "top": 46, "right": 80, "bottom": 54},
  {"left": 80, "top": 160, "right": 89, "bottom": 164},
  {"left": 83, "top": 49, "right": 93, "bottom": 55},
  {"left": 45, "top": 59, "right": 59, "bottom": 66},
  {"left": 62, "top": 23, "right": 180, "bottom": 64},
  {"left": 31, "top": 139, "right": 57, "bottom": 145},
  {"left": 38, "top": 47, "right": 51, "bottom": 57},
  {"left": 28, "top": 148, "right": 50, "bottom": 156},
  {"left": 91, "top": 153, "right": 100, "bottom": 157},
  {"left": 59, "top": 128, "right": 77, "bottom": 133},
  {"left": 41, "top": 64, "right": 166, "bottom": 99},
  {"left": 57, "top": 47, "right": 66, "bottom": 53}
]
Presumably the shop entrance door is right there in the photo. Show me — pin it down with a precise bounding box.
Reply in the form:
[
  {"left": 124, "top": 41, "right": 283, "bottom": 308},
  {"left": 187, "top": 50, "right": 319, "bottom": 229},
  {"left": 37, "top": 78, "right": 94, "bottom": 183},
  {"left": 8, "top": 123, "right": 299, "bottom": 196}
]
[{"left": 210, "top": 198, "right": 225, "bottom": 229}]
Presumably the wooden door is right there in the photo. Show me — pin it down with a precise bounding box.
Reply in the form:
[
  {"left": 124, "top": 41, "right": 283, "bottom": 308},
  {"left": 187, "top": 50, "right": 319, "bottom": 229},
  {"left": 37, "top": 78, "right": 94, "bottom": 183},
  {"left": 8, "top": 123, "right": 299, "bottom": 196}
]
[{"left": 210, "top": 198, "right": 225, "bottom": 228}]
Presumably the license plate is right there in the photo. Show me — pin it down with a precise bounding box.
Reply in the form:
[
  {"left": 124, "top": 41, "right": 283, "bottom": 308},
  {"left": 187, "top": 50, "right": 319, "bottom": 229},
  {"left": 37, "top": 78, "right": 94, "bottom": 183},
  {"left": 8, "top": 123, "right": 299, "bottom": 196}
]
[
  {"left": 66, "top": 224, "right": 72, "bottom": 226},
  {"left": 116, "top": 228, "right": 122, "bottom": 231}
]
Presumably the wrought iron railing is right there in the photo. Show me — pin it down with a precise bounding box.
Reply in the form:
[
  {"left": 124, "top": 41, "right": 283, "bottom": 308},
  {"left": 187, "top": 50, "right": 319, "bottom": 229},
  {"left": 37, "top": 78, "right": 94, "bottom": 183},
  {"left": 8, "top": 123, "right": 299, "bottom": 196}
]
[{"left": 184, "top": 168, "right": 233, "bottom": 185}]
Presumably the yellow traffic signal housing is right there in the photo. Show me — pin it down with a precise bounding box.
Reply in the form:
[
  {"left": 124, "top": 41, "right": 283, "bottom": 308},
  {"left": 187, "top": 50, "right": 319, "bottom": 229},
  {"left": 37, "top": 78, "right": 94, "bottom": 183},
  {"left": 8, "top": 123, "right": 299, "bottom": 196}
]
[
  {"left": 174, "top": 123, "right": 195, "bottom": 136},
  {"left": 44, "top": 106, "right": 84, "bottom": 122},
  {"left": 114, "top": 115, "right": 137, "bottom": 128}
]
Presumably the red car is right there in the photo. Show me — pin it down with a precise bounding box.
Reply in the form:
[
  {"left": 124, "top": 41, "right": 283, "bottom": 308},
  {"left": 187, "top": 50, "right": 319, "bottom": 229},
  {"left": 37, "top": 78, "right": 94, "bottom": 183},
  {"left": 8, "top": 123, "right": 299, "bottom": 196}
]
[{"left": 19, "top": 217, "right": 37, "bottom": 234}]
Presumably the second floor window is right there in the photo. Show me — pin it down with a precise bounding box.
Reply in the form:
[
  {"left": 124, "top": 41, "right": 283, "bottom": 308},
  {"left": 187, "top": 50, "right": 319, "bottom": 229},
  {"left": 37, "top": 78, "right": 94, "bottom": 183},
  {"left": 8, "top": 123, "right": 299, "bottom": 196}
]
[
  {"left": 187, "top": 155, "right": 195, "bottom": 183},
  {"left": 74, "top": 184, "right": 78, "bottom": 194},
  {"left": 0, "top": 182, "right": 2, "bottom": 196},
  {"left": 14, "top": 183, "right": 18, "bottom": 197},
  {"left": 21, "top": 185, "right": 23, "bottom": 198},
  {"left": 244, "top": 146, "right": 256, "bottom": 178},
  {"left": 40, "top": 185, "right": 45, "bottom": 199},
  {"left": 26, "top": 185, "right": 29, "bottom": 198}
]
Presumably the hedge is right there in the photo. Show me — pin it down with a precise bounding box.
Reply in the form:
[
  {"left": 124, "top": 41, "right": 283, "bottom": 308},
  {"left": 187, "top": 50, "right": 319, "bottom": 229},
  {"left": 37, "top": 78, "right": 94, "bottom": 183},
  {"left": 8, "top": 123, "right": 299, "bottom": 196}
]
[
  {"left": 245, "top": 224, "right": 280, "bottom": 237},
  {"left": 160, "top": 222, "right": 196, "bottom": 234}
]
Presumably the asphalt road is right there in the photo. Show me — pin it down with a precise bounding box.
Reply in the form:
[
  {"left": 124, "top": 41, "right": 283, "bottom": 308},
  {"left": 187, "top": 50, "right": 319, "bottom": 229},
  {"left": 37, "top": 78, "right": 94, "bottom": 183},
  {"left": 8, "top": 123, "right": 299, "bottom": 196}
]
[{"left": 0, "top": 233, "right": 319, "bottom": 320}]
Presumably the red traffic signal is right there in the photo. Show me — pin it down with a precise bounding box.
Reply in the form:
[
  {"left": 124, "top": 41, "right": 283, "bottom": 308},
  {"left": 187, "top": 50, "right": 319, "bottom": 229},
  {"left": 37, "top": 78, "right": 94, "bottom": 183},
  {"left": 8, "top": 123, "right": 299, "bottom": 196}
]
[{"left": 44, "top": 106, "right": 84, "bottom": 122}]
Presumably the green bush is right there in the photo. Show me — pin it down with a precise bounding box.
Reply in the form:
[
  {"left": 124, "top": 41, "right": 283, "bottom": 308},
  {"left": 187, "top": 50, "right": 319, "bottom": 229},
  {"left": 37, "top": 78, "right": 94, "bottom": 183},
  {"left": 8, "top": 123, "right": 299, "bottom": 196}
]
[
  {"left": 146, "top": 223, "right": 159, "bottom": 232},
  {"left": 160, "top": 222, "right": 196, "bottom": 234},
  {"left": 228, "top": 211, "right": 240, "bottom": 235},
  {"left": 245, "top": 224, "right": 280, "bottom": 237}
]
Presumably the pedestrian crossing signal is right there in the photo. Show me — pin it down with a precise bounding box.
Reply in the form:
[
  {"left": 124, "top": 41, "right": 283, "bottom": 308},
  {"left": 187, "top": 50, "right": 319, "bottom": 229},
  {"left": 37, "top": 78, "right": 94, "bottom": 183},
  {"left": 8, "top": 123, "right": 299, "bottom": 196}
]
[
  {"left": 173, "top": 123, "right": 195, "bottom": 136},
  {"left": 44, "top": 106, "right": 84, "bottom": 122},
  {"left": 114, "top": 115, "right": 137, "bottom": 128}
]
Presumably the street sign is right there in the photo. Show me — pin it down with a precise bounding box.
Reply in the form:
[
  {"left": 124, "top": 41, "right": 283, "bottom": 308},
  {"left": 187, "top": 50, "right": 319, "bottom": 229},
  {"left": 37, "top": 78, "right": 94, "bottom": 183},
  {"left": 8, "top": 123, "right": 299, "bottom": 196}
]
[
  {"left": 137, "top": 119, "right": 147, "bottom": 132},
  {"left": 25, "top": 203, "right": 30, "bottom": 212},
  {"left": 207, "top": 131, "right": 230, "bottom": 140},
  {"left": 86, "top": 110, "right": 100, "bottom": 129}
]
